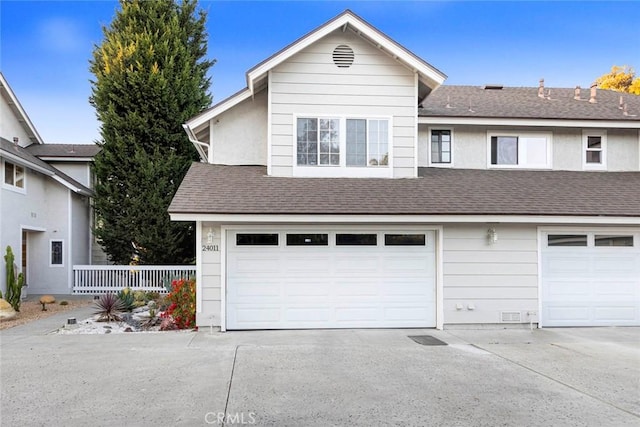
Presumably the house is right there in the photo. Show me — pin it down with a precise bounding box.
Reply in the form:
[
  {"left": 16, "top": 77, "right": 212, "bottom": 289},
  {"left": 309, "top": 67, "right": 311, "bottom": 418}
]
[
  {"left": 0, "top": 72, "right": 100, "bottom": 295},
  {"left": 169, "top": 10, "right": 640, "bottom": 331}
]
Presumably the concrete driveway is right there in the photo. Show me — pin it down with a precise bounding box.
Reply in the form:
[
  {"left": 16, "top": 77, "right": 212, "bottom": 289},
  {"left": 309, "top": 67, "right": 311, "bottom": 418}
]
[{"left": 1, "top": 308, "right": 638, "bottom": 426}]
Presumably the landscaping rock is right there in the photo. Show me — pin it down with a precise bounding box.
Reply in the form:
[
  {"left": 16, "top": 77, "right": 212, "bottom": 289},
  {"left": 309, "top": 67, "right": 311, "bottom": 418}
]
[
  {"left": 39, "top": 295, "right": 56, "bottom": 304},
  {"left": 0, "top": 298, "right": 17, "bottom": 321}
]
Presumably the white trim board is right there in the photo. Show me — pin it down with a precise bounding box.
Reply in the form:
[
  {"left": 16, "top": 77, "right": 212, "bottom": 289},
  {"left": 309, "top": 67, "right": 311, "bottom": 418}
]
[
  {"left": 172, "top": 213, "right": 640, "bottom": 225},
  {"left": 419, "top": 116, "right": 640, "bottom": 129}
]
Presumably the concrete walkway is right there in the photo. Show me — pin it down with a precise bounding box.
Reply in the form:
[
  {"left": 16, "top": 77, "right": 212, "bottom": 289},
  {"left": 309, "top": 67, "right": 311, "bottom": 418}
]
[{"left": 1, "top": 306, "right": 638, "bottom": 426}]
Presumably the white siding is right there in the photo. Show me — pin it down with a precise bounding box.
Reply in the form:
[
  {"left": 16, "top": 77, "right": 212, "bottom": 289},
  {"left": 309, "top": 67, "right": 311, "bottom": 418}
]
[
  {"left": 270, "top": 29, "right": 417, "bottom": 178},
  {"left": 209, "top": 90, "right": 268, "bottom": 166},
  {"left": 197, "top": 222, "right": 222, "bottom": 327},
  {"left": 442, "top": 224, "right": 538, "bottom": 325}
]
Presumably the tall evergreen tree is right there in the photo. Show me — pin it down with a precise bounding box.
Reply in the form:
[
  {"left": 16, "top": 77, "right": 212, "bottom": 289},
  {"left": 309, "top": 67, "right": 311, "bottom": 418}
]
[{"left": 90, "top": 0, "right": 213, "bottom": 264}]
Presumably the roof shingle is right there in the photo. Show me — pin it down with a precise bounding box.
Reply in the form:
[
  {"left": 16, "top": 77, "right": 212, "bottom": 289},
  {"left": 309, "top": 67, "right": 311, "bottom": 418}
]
[
  {"left": 420, "top": 86, "right": 640, "bottom": 122},
  {"left": 169, "top": 163, "right": 640, "bottom": 217}
]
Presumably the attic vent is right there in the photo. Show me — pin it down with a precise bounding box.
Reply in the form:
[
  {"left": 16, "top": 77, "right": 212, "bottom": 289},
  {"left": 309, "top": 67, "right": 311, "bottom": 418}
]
[
  {"left": 333, "top": 45, "right": 354, "bottom": 68},
  {"left": 483, "top": 84, "right": 503, "bottom": 90},
  {"left": 501, "top": 311, "right": 522, "bottom": 322}
]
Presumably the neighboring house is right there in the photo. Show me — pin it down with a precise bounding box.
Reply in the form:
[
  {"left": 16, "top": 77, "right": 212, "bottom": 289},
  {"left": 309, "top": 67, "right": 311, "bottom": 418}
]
[
  {"left": 169, "top": 10, "right": 640, "bottom": 330},
  {"left": 0, "top": 72, "right": 100, "bottom": 295}
]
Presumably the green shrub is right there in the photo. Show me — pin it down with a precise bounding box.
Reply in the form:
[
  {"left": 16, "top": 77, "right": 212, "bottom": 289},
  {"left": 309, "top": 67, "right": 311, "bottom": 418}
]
[
  {"left": 60, "top": 301, "right": 69, "bottom": 306},
  {"left": 3, "top": 246, "right": 24, "bottom": 311},
  {"left": 116, "top": 287, "right": 135, "bottom": 312}
]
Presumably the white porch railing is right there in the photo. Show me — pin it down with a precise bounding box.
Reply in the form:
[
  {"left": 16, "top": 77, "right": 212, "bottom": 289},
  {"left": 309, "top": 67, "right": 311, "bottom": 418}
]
[{"left": 72, "top": 265, "right": 196, "bottom": 294}]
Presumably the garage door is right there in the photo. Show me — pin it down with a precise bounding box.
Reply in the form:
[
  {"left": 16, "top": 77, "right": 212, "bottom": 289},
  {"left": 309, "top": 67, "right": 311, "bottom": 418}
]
[
  {"left": 541, "top": 231, "right": 640, "bottom": 327},
  {"left": 226, "top": 229, "right": 436, "bottom": 329}
]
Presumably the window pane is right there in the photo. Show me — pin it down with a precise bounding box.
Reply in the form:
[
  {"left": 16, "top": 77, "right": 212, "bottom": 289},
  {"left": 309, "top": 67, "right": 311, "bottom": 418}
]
[
  {"left": 587, "top": 136, "right": 601, "bottom": 149},
  {"left": 336, "top": 234, "right": 377, "bottom": 246},
  {"left": 297, "top": 118, "right": 318, "bottom": 165},
  {"left": 595, "top": 235, "right": 634, "bottom": 247},
  {"left": 368, "top": 120, "right": 389, "bottom": 167},
  {"left": 286, "top": 234, "right": 328, "bottom": 246},
  {"left": 236, "top": 234, "right": 279, "bottom": 246},
  {"left": 491, "top": 136, "right": 518, "bottom": 165},
  {"left": 385, "top": 234, "right": 426, "bottom": 246},
  {"left": 15, "top": 165, "right": 24, "bottom": 188},
  {"left": 586, "top": 150, "right": 601, "bottom": 164},
  {"left": 522, "top": 137, "right": 547, "bottom": 166},
  {"left": 319, "top": 119, "right": 340, "bottom": 165},
  {"left": 346, "top": 119, "right": 366, "bottom": 166},
  {"left": 4, "top": 162, "right": 14, "bottom": 185},
  {"left": 51, "top": 241, "right": 63, "bottom": 265},
  {"left": 548, "top": 235, "right": 587, "bottom": 247}
]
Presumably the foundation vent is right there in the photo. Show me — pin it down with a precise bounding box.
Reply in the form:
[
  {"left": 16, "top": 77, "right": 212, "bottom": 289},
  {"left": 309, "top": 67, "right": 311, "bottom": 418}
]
[
  {"left": 333, "top": 45, "right": 355, "bottom": 68},
  {"left": 501, "top": 311, "right": 522, "bottom": 322}
]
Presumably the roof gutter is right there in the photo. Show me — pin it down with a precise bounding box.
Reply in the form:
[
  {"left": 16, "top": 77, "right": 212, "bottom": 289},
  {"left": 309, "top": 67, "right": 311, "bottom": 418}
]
[
  {"left": 0, "top": 150, "right": 54, "bottom": 176},
  {"left": 183, "top": 124, "right": 209, "bottom": 163}
]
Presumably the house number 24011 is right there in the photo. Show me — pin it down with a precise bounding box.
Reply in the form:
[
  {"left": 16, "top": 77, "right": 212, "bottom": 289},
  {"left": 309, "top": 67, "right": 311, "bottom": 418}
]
[{"left": 202, "top": 245, "right": 219, "bottom": 252}]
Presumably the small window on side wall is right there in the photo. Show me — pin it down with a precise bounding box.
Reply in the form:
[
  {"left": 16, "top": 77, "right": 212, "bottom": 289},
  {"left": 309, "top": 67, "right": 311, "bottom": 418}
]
[
  {"left": 4, "top": 161, "right": 25, "bottom": 189},
  {"left": 583, "top": 131, "right": 607, "bottom": 169},
  {"left": 430, "top": 130, "right": 452, "bottom": 164},
  {"left": 51, "top": 240, "right": 63, "bottom": 266}
]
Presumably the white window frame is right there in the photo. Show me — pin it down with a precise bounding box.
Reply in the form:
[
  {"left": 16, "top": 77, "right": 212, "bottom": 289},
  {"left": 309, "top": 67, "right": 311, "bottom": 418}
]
[
  {"left": 50, "top": 239, "right": 64, "bottom": 267},
  {"left": 582, "top": 130, "right": 607, "bottom": 170},
  {"left": 2, "top": 159, "right": 26, "bottom": 193},
  {"left": 486, "top": 131, "right": 552, "bottom": 169},
  {"left": 293, "top": 114, "right": 393, "bottom": 178},
  {"left": 428, "top": 127, "right": 454, "bottom": 167}
]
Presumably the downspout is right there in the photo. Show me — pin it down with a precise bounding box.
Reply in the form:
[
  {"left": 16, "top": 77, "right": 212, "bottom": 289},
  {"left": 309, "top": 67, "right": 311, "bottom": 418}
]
[{"left": 183, "top": 124, "right": 211, "bottom": 164}]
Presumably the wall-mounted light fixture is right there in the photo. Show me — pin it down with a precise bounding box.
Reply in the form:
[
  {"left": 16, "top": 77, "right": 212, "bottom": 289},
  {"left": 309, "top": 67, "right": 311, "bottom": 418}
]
[
  {"left": 487, "top": 227, "right": 498, "bottom": 244},
  {"left": 207, "top": 228, "right": 215, "bottom": 244}
]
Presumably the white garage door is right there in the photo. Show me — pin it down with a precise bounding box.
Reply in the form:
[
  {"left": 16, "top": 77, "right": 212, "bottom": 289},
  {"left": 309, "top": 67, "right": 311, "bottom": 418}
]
[
  {"left": 541, "top": 231, "right": 640, "bottom": 327},
  {"left": 226, "top": 229, "right": 436, "bottom": 330}
]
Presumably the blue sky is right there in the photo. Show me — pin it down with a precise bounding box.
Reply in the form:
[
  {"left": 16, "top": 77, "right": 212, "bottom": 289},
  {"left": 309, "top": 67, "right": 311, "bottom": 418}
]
[{"left": 1, "top": 1, "right": 639, "bottom": 144}]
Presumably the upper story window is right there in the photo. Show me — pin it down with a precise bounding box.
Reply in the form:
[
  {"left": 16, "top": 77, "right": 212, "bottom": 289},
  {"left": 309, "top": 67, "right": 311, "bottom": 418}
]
[
  {"left": 487, "top": 132, "right": 551, "bottom": 169},
  {"left": 430, "top": 129, "right": 452, "bottom": 166},
  {"left": 3, "top": 160, "right": 25, "bottom": 191},
  {"left": 295, "top": 117, "right": 390, "bottom": 176},
  {"left": 583, "top": 130, "right": 607, "bottom": 170}
]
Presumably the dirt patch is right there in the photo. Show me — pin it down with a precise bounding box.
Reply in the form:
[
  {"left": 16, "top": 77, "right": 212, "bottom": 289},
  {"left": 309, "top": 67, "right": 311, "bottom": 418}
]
[{"left": 0, "top": 299, "right": 93, "bottom": 331}]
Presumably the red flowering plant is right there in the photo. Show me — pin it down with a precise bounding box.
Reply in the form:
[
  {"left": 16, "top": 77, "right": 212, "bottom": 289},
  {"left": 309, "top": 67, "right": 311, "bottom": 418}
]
[{"left": 160, "top": 278, "right": 196, "bottom": 329}]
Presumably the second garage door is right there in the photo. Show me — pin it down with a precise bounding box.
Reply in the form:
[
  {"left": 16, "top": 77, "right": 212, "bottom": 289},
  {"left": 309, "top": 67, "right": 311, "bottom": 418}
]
[
  {"left": 226, "top": 229, "right": 437, "bottom": 330},
  {"left": 541, "top": 231, "right": 640, "bottom": 327}
]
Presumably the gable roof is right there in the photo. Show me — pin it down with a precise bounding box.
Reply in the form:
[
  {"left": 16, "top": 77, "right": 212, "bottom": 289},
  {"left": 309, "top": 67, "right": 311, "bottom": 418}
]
[
  {"left": 169, "top": 163, "right": 640, "bottom": 219},
  {"left": 0, "top": 137, "right": 92, "bottom": 196},
  {"left": 420, "top": 85, "right": 640, "bottom": 127},
  {"left": 186, "top": 10, "right": 446, "bottom": 129},
  {"left": 27, "top": 143, "right": 101, "bottom": 160},
  {"left": 0, "top": 72, "right": 44, "bottom": 146}
]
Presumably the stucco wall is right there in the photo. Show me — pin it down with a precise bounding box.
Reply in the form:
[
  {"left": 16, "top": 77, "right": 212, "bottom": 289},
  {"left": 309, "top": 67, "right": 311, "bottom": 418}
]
[
  {"left": 418, "top": 125, "right": 639, "bottom": 171},
  {"left": 0, "top": 167, "right": 72, "bottom": 294},
  {"left": 209, "top": 90, "right": 268, "bottom": 166},
  {"left": 0, "top": 97, "right": 32, "bottom": 147}
]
